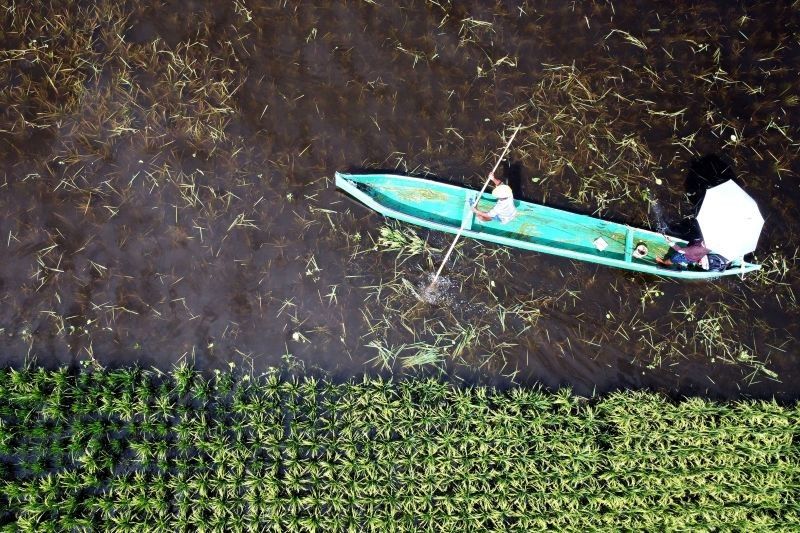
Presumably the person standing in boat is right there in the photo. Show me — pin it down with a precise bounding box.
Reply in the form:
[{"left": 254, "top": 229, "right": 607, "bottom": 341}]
[{"left": 471, "top": 171, "right": 517, "bottom": 223}]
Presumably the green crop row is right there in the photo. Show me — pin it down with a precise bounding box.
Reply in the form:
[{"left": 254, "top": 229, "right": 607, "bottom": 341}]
[{"left": 0, "top": 365, "right": 797, "bottom": 531}]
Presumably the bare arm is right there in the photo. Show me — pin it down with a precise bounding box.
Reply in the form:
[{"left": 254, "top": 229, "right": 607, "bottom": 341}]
[
  {"left": 472, "top": 171, "right": 499, "bottom": 219},
  {"left": 663, "top": 235, "right": 683, "bottom": 252}
]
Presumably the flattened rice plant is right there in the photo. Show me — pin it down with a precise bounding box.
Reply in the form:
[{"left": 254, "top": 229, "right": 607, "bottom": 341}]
[{"left": 374, "top": 223, "right": 439, "bottom": 263}]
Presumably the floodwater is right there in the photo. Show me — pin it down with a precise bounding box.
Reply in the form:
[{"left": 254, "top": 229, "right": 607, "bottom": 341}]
[{"left": 1, "top": 1, "right": 798, "bottom": 401}]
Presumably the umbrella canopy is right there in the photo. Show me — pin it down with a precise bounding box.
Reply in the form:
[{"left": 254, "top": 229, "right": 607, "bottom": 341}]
[{"left": 696, "top": 180, "right": 764, "bottom": 260}]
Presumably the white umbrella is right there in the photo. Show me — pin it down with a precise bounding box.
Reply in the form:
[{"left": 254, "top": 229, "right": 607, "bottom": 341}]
[{"left": 696, "top": 180, "right": 764, "bottom": 260}]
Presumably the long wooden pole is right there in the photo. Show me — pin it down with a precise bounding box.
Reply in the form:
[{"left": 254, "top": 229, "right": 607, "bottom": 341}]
[{"left": 429, "top": 125, "right": 521, "bottom": 287}]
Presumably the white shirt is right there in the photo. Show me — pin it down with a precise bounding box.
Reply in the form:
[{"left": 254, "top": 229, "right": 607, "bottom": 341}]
[{"left": 487, "top": 184, "right": 516, "bottom": 223}]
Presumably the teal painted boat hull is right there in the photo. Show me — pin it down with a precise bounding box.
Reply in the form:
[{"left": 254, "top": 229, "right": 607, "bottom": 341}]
[{"left": 335, "top": 172, "right": 761, "bottom": 279}]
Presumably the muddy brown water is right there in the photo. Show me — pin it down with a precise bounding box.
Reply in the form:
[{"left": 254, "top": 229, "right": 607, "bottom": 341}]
[{"left": 1, "top": 1, "right": 798, "bottom": 401}]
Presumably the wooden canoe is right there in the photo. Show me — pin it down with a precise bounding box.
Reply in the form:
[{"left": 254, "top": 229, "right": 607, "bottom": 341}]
[{"left": 335, "top": 172, "right": 761, "bottom": 279}]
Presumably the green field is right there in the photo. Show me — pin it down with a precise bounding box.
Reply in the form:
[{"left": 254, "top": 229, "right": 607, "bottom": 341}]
[{"left": 1, "top": 366, "right": 797, "bottom": 530}]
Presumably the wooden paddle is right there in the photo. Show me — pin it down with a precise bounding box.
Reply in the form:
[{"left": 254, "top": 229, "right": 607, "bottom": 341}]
[{"left": 424, "top": 125, "right": 522, "bottom": 296}]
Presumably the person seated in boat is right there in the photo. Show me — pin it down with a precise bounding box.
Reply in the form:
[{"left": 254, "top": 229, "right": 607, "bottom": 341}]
[
  {"left": 471, "top": 171, "right": 517, "bottom": 223},
  {"left": 656, "top": 236, "right": 710, "bottom": 270}
]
